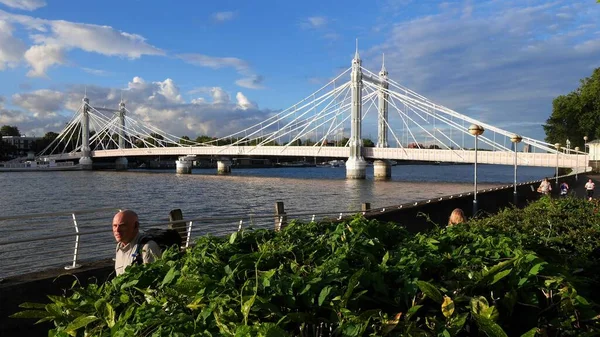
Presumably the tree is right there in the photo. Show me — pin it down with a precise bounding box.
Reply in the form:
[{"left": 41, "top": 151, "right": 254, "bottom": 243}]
[
  {"left": 543, "top": 68, "right": 600, "bottom": 149},
  {"left": 0, "top": 125, "right": 21, "bottom": 136},
  {"left": 179, "top": 136, "right": 193, "bottom": 145},
  {"left": 363, "top": 138, "right": 375, "bottom": 147}
]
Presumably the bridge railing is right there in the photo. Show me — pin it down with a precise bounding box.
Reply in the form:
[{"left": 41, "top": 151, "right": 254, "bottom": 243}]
[{"left": 0, "top": 206, "right": 367, "bottom": 280}]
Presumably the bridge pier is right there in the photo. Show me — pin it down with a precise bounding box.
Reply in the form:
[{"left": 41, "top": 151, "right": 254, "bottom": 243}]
[
  {"left": 175, "top": 157, "right": 193, "bottom": 174},
  {"left": 346, "top": 157, "right": 367, "bottom": 179},
  {"left": 79, "top": 157, "right": 93, "bottom": 170},
  {"left": 217, "top": 159, "right": 232, "bottom": 175},
  {"left": 373, "top": 160, "right": 392, "bottom": 180},
  {"left": 115, "top": 157, "right": 128, "bottom": 171}
]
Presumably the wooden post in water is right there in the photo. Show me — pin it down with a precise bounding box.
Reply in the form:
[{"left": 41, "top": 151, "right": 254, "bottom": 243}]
[
  {"left": 275, "top": 201, "right": 287, "bottom": 231},
  {"left": 168, "top": 209, "right": 186, "bottom": 239}
]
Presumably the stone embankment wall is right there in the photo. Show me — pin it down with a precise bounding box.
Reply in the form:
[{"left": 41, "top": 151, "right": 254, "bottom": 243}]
[{"left": 0, "top": 174, "right": 581, "bottom": 336}]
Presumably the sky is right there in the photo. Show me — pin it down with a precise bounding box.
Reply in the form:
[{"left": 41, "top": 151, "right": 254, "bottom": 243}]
[{"left": 0, "top": 0, "right": 599, "bottom": 143}]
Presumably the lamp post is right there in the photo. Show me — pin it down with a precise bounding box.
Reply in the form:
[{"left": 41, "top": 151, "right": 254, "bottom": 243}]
[
  {"left": 469, "top": 124, "right": 485, "bottom": 215},
  {"left": 555, "top": 143, "right": 561, "bottom": 187},
  {"left": 575, "top": 146, "right": 580, "bottom": 181},
  {"left": 566, "top": 139, "right": 571, "bottom": 154},
  {"left": 584, "top": 136, "right": 588, "bottom": 153},
  {"left": 510, "top": 134, "right": 522, "bottom": 205}
]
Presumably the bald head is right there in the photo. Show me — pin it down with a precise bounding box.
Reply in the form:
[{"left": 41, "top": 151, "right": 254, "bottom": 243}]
[{"left": 112, "top": 210, "right": 139, "bottom": 245}]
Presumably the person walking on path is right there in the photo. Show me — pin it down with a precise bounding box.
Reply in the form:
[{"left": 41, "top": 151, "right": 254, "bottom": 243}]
[
  {"left": 538, "top": 177, "right": 552, "bottom": 196},
  {"left": 560, "top": 181, "right": 569, "bottom": 197},
  {"left": 585, "top": 179, "right": 595, "bottom": 200},
  {"left": 113, "top": 210, "right": 162, "bottom": 275}
]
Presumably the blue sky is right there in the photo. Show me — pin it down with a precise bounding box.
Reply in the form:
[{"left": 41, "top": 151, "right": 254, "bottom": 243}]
[{"left": 0, "top": 0, "right": 599, "bottom": 142}]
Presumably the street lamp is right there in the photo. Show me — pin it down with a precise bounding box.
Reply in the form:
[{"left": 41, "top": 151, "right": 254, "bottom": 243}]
[
  {"left": 575, "top": 146, "right": 580, "bottom": 181},
  {"left": 555, "top": 143, "right": 561, "bottom": 187},
  {"left": 566, "top": 139, "right": 571, "bottom": 154},
  {"left": 510, "top": 134, "right": 522, "bottom": 205},
  {"left": 469, "top": 124, "right": 485, "bottom": 215},
  {"left": 584, "top": 136, "right": 588, "bottom": 153}
]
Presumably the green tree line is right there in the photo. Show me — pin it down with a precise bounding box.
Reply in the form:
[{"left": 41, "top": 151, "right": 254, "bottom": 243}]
[{"left": 543, "top": 67, "right": 600, "bottom": 148}]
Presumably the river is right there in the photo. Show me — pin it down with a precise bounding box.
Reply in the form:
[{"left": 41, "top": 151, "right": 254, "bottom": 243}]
[{"left": 0, "top": 164, "right": 554, "bottom": 278}]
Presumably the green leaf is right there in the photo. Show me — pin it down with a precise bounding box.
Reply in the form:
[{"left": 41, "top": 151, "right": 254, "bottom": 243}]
[
  {"left": 528, "top": 262, "right": 545, "bottom": 276},
  {"left": 416, "top": 280, "right": 443, "bottom": 303},
  {"left": 161, "top": 267, "right": 179, "bottom": 287},
  {"left": 471, "top": 296, "right": 489, "bottom": 315},
  {"left": 241, "top": 295, "right": 256, "bottom": 325},
  {"left": 442, "top": 296, "right": 455, "bottom": 318},
  {"left": 490, "top": 268, "right": 512, "bottom": 285},
  {"left": 229, "top": 231, "right": 238, "bottom": 244},
  {"left": 406, "top": 305, "right": 423, "bottom": 319},
  {"left": 473, "top": 313, "right": 508, "bottom": 337},
  {"left": 381, "top": 251, "right": 390, "bottom": 267},
  {"left": 10, "top": 310, "right": 51, "bottom": 319},
  {"left": 448, "top": 312, "right": 468, "bottom": 335},
  {"left": 481, "top": 306, "right": 500, "bottom": 321},
  {"left": 65, "top": 315, "right": 99, "bottom": 334},
  {"left": 18, "top": 302, "right": 47, "bottom": 309},
  {"left": 318, "top": 286, "right": 332, "bottom": 306},
  {"left": 104, "top": 302, "right": 115, "bottom": 328},
  {"left": 342, "top": 269, "right": 363, "bottom": 306}
]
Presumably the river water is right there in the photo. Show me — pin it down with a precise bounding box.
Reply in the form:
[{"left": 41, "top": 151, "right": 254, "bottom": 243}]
[{"left": 0, "top": 164, "right": 553, "bottom": 278}]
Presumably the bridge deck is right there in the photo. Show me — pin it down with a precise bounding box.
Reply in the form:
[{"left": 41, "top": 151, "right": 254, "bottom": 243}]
[{"left": 44, "top": 146, "right": 585, "bottom": 168}]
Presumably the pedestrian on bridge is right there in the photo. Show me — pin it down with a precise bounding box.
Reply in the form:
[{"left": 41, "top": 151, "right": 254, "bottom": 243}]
[{"left": 113, "top": 210, "right": 161, "bottom": 275}]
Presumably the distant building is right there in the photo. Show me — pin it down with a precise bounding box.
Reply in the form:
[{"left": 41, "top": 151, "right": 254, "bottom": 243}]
[{"left": 2, "top": 136, "right": 40, "bottom": 152}]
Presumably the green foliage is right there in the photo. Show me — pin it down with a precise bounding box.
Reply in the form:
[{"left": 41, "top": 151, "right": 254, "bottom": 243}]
[
  {"left": 543, "top": 67, "right": 600, "bottom": 147},
  {"left": 0, "top": 125, "right": 21, "bottom": 136},
  {"left": 13, "top": 198, "right": 600, "bottom": 336}
]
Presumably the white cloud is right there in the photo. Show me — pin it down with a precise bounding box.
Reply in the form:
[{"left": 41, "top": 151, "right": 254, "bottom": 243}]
[
  {"left": 178, "top": 53, "right": 249, "bottom": 72},
  {"left": 303, "top": 16, "right": 327, "bottom": 29},
  {"left": 5, "top": 77, "right": 276, "bottom": 138},
  {"left": 368, "top": 0, "right": 600, "bottom": 139},
  {"left": 235, "top": 92, "right": 256, "bottom": 110},
  {"left": 0, "top": 19, "right": 26, "bottom": 70},
  {"left": 0, "top": 9, "right": 164, "bottom": 76},
  {"left": 235, "top": 75, "right": 264, "bottom": 90},
  {"left": 179, "top": 53, "right": 265, "bottom": 90},
  {"left": 210, "top": 87, "right": 230, "bottom": 104},
  {"left": 0, "top": 0, "right": 45, "bottom": 11},
  {"left": 212, "top": 11, "right": 235, "bottom": 22},
  {"left": 11, "top": 89, "right": 64, "bottom": 116},
  {"left": 82, "top": 67, "right": 108, "bottom": 76},
  {"left": 23, "top": 44, "right": 65, "bottom": 77}
]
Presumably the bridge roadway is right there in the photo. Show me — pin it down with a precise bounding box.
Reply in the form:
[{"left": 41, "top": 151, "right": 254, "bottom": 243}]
[{"left": 45, "top": 146, "right": 585, "bottom": 168}]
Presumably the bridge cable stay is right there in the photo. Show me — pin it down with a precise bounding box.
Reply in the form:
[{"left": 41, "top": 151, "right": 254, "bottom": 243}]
[
  {"left": 218, "top": 81, "right": 350, "bottom": 151},
  {"left": 257, "top": 83, "right": 352, "bottom": 147},
  {"left": 375, "top": 84, "right": 465, "bottom": 158},
  {"left": 383, "top": 86, "right": 513, "bottom": 153},
  {"left": 216, "top": 81, "right": 352, "bottom": 153},
  {"left": 205, "top": 67, "right": 352, "bottom": 147},
  {"left": 276, "top": 86, "right": 359, "bottom": 153},
  {"left": 363, "top": 66, "right": 562, "bottom": 155},
  {"left": 37, "top": 105, "right": 84, "bottom": 157}
]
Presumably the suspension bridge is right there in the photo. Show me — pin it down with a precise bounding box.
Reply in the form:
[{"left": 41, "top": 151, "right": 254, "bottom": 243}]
[{"left": 37, "top": 48, "right": 587, "bottom": 179}]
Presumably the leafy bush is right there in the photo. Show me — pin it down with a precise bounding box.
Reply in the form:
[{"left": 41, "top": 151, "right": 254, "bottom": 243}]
[{"left": 13, "top": 197, "right": 600, "bottom": 336}]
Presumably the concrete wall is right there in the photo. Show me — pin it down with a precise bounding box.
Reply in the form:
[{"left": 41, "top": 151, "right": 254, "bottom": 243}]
[{"left": 0, "top": 174, "right": 581, "bottom": 336}]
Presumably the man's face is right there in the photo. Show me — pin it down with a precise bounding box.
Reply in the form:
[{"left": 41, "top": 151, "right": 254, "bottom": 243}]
[{"left": 112, "top": 212, "right": 138, "bottom": 244}]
